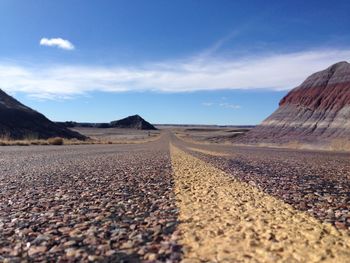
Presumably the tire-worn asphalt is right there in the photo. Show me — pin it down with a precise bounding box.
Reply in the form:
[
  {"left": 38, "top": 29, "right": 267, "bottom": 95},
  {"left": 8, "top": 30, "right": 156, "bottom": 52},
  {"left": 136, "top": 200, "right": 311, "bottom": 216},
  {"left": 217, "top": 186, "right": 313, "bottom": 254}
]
[{"left": 1, "top": 132, "right": 349, "bottom": 262}]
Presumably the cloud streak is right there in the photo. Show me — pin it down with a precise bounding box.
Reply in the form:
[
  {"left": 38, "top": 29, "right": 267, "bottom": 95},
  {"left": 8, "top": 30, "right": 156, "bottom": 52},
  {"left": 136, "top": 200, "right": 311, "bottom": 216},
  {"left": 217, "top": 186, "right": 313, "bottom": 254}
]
[
  {"left": 202, "top": 102, "right": 214, "bottom": 106},
  {"left": 1, "top": 48, "right": 350, "bottom": 99},
  {"left": 202, "top": 102, "right": 241, "bottom": 110},
  {"left": 40, "top": 38, "right": 75, "bottom": 50},
  {"left": 219, "top": 103, "right": 241, "bottom": 109}
]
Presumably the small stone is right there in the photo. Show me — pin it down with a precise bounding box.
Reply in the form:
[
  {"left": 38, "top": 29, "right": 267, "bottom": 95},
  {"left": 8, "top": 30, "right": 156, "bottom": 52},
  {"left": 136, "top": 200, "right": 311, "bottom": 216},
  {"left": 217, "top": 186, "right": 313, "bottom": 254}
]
[
  {"left": 49, "top": 245, "right": 60, "bottom": 253},
  {"left": 335, "top": 221, "right": 347, "bottom": 230},
  {"left": 105, "top": 250, "right": 116, "bottom": 256},
  {"left": 32, "top": 235, "right": 50, "bottom": 245},
  {"left": 137, "top": 247, "right": 146, "bottom": 255},
  {"left": 88, "top": 255, "right": 98, "bottom": 261},
  {"left": 120, "top": 241, "right": 134, "bottom": 249},
  {"left": 28, "top": 246, "right": 47, "bottom": 256},
  {"left": 65, "top": 248, "right": 78, "bottom": 257},
  {"left": 64, "top": 240, "right": 76, "bottom": 247},
  {"left": 146, "top": 253, "right": 157, "bottom": 261},
  {"left": 58, "top": 227, "right": 71, "bottom": 234},
  {"left": 153, "top": 225, "right": 162, "bottom": 236}
]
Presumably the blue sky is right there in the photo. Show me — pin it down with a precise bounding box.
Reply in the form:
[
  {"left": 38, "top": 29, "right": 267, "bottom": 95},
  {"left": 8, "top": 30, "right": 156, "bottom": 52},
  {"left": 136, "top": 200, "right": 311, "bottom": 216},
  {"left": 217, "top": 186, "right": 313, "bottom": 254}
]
[{"left": 1, "top": 0, "right": 350, "bottom": 124}]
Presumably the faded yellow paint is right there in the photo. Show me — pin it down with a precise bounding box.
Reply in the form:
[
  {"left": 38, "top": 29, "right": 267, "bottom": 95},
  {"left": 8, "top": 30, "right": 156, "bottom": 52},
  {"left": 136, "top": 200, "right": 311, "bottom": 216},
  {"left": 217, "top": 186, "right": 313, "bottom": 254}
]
[
  {"left": 187, "top": 147, "right": 231, "bottom": 157},
  {"left": 170, "top": 144, "right": 350, "bottom": 263}
]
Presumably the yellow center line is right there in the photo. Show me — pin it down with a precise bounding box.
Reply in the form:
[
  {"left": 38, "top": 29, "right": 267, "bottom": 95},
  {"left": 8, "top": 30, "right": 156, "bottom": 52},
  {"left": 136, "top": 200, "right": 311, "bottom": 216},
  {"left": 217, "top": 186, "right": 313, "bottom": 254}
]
[
  {"left": 170, "top": 144, "right": 350, "bottom": 263},
  {"left": 187, "top": 147, "right": 231, "bottom": 157}
]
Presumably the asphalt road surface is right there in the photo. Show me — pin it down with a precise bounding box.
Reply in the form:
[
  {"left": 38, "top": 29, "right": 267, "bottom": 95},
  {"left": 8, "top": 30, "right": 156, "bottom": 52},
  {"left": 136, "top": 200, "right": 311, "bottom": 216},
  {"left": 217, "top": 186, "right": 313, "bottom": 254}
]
[{"left": 1, "top": 132, "right": 349, "bottom": 262}]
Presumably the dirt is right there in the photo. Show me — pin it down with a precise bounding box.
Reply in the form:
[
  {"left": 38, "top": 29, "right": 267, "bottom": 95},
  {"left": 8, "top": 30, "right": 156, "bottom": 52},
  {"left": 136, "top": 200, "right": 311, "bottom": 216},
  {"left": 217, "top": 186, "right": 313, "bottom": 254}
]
[{"left": 72, "top": 127, "right": 160, "bottom": 142}]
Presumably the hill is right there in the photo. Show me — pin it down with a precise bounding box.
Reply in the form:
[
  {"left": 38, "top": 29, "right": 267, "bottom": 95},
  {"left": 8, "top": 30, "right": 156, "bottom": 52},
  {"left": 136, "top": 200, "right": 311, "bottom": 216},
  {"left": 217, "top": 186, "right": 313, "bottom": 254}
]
[
  {"left": 0, "top": 89, "right": 86, "bottom": 140},
  {"left": 239, "top": 61, "right": 350, "bottom": 144},
  {"left": 110, "top": 115, "right": 157, "bottom": 130},
  {"left": 58, "top": 115, "right": 157, "bottom": 130}
]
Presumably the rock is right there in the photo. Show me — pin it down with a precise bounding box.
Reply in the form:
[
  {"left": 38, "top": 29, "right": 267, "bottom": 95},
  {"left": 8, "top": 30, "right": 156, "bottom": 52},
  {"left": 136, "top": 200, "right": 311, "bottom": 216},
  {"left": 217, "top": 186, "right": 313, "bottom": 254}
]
[
  {"left": 28, "top": 246, "right": 47, "bottom": 256},
  {"left": 32, "top": 235, "right": 50, "bottom": 245},
  {"left": 335, "top": 221, "right": 348, "bottom": 230},
  {"left": 105, "top": 250, "right": 116, "bottom": 256},
  {"left": 48, "top": 245, "right": 60, "bottom": 253},
  {"left": 137, "top": 248, "right": 146, "bottom": 255},
  {"left": 120, "top": 241, "right": 134, "bottom": 249},
  {"left": 63, "top": 240, "right": 76, "bottom": 247},
  {"left": 0, "top": 136, "right": 180, "bottom": 262},
  {"left": 152, "top": 225, "right": 162, "bottom": 236},
  {"left": 145, "top": 253, "right": 157, "bottom": 261},
  {"left": 239, "top": 61, "right": 350, "bottom": 144},
  {"left": 87, "top": 255, "right": 96, "bottom": 261},
  {"left": 58, "top": 227, "right": 71, "bottom": 234},
  {"left": 65, "top": 248, "right": 79, "bottom": 257}
]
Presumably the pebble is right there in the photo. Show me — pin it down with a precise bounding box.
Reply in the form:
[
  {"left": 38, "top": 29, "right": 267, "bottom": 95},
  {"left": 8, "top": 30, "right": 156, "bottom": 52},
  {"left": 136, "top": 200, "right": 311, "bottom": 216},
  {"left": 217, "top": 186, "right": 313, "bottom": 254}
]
[
  {"left": 0, "top": 139, "right": 181, "bottom": 261},
  {"left": 28, "top": 246, "right": 47, "bottom": 256},
  {"left": 188, "top": 142, "right": 350, "bottom": 232}
]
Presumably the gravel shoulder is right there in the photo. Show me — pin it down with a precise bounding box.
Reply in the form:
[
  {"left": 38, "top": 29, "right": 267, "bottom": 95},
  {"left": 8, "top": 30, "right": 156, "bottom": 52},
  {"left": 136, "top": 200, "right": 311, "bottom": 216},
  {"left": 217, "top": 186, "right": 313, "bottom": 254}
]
[{"left": 170, "top": 144, "right": 350, "bottom": 262}]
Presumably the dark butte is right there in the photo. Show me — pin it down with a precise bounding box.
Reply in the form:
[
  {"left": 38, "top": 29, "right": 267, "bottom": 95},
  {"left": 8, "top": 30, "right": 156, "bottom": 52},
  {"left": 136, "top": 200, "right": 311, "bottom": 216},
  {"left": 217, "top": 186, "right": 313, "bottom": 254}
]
[
  {"left": 58, "top": 115, "right": 157, "bottom": 130},
  {"left": 110, "top": 114, "right": 157, "bottom": 130},
  {"left": 0, "top": 89, "right": 86, "bottom": 140}
]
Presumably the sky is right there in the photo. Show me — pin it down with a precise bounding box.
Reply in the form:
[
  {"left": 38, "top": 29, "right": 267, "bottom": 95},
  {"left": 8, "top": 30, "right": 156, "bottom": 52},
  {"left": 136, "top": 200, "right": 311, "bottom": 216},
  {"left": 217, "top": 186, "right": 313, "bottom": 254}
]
[{"left": 1, "top": 0, "right": 350, "bottom": 125}]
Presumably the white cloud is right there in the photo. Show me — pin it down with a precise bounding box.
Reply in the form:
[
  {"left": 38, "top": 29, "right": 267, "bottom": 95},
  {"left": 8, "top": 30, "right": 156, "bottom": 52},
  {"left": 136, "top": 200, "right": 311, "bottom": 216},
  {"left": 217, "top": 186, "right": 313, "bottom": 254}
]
[
  {"left": 219, "top": 103, "right": 241, "bottom": 109},
  {"left": 202, "top": 102, "right": 241, "bottom": 109},
  {"left": 202, "top": 102, "right": 214, "bottom": 106},
  {"left": 40, "top": 38, "right": 75, "bottom": 50},
  {"left": 1, "top": 48, "right": 350, "bottom": 99}
]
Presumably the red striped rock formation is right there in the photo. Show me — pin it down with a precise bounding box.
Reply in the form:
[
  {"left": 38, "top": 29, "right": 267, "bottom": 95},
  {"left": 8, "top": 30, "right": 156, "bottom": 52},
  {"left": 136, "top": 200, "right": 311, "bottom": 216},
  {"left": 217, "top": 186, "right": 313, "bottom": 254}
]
[{"left": 240, "top": 61, "right": 350, "bottom": 143}]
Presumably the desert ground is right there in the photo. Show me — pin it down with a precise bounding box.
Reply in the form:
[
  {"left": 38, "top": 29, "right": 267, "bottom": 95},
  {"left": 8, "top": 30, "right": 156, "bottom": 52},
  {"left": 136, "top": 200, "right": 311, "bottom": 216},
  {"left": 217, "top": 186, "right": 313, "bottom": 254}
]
[
  {"left": 1, "top": 129, "right": 350, "bottom": 262},
  {"left": 169, "top": 126, "right": 251, "bottom": 145},
  {"left": 72, "top": 127, "right": 161, "bottom": 143},
  {"left": 175, "top": 127, "right": 350, "bottom": 152}
]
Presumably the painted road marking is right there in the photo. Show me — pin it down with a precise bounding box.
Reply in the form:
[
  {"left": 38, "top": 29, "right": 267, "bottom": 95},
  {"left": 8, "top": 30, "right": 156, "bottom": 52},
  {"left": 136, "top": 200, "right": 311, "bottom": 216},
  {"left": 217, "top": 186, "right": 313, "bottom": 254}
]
[
  {"left": 187, "top": 147, "right": 231, "bottom": 157},
  {"left": 170, "top": 144, "right": 350, "bottom": 262}
]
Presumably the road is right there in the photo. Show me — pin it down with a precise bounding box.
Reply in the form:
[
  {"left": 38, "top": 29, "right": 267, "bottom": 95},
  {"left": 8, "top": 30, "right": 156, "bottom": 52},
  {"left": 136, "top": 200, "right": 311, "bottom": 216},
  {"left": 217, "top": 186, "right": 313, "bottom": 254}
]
[{"left": 0, "top": 132, "right": 349, "bottom": 262}]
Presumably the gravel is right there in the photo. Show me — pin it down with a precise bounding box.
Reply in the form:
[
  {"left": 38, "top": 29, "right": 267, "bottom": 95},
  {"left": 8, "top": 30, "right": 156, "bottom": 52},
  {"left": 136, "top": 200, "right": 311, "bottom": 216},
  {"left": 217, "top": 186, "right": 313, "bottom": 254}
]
[
  {"left": 170, "top": 144, "right": 350, "bottom": 262},
  {"left": 175, "top": 136, "right": 350, "bottom": 233},
  {"left": 2, "top": 131, "right": 349, "bottom": 262},
  {"left": 0, "top": 138, "right": 181, "bottom": 262}
]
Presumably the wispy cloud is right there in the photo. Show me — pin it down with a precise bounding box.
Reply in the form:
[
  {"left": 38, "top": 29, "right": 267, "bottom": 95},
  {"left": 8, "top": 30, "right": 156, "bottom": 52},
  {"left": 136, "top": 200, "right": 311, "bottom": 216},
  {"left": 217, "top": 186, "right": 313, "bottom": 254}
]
[
  {"left": 202, "top": 102, "right": 214, "bottom": 106},
  {"left": 219, "top": 103, "right": 241, "bottom": 109},
  {"left": 1, "top": 48, "right": 350, "bottom": 99},
  {"left": 40, "top": 38, "right": 75, "bottom": 50},
  {"left": 202, "top": 102, "right": 241, "bottom": 110},
  {"left": 197, "top": 29, "right": 241, "bottom": 59}
]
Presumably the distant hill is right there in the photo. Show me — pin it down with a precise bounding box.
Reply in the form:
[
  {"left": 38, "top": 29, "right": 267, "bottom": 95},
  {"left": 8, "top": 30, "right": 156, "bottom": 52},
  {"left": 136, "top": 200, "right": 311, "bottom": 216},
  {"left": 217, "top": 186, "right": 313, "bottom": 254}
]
[
  {"left": 239, "top": 61, "right": 350, "bottom": 144},
  {"left": 110, "top": 115, "right": 157, "bottom": 130},
  {"left": 0, "top": 89, "right": 86, "bottom": 140},
  {"left": 58, "top": 115, "right": 157, "bottom": 130}
]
